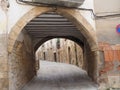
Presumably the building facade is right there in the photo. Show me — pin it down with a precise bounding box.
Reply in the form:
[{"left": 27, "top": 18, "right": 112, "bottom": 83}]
[
  {"left": 36, "top": 38, "right": 83, "bottom": 68},
  {"left": 0, "top": 0, "right": 120, "bottom": 90}
]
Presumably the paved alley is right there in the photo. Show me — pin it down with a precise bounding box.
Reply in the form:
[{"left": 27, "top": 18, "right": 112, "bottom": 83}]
[{"left": 21, "top": 60, "right": 98, "bottom": 90}]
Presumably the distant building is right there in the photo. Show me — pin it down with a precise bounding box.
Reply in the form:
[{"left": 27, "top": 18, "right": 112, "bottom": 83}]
[{"left": 36, "top": 38, "right": 83, "bottom": 68}]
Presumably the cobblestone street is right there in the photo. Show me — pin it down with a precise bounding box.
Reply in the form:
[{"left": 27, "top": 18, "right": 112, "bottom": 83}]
[{"left": 21, "top": 61, "right": 98, "bottom": 90}]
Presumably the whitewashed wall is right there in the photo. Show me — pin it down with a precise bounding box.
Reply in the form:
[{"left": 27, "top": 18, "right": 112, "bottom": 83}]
[
  {"left": 0, "top": 8, "right": 7, "bottom": 34},
  {"left": 80, "top": 0, "right": 95, "bottom": 29},
  {"left": 8, "top": 0, "right": 33, "bottom": 33}
]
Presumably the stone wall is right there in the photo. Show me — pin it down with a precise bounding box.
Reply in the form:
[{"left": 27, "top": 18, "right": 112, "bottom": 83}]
[
  {"left": 0, "top": 35, "right": 9, "bottom": 90},
  {"left": 9, "top": 30, "right": 36, "bottom": 90}
]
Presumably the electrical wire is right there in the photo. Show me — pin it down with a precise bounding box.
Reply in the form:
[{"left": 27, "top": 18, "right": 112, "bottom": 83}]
[{"left": 16, "top": 0, "right": 120, "bottom": 19}]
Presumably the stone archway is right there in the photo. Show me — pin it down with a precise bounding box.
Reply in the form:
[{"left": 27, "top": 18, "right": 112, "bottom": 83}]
[
  {"left": 34, "top": 36, "right": 84, "bottom": 52},
  {"left": 8, "top": 6, "right": 99, "bottom": 81}
]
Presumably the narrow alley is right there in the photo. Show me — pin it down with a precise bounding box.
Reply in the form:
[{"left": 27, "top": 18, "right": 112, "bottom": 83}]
[{"left": 21, "top": 60, "right": 98, "bottom": 90}]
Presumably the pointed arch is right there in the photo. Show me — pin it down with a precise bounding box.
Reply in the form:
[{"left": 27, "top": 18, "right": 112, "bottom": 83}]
[{"left": 8, "top": 6, "right": 99, "bottom": 81}]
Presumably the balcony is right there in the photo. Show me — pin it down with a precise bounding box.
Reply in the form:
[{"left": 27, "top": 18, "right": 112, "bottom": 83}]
[{"left": 20, "top": 0, "right": 85, "bottom": 7}]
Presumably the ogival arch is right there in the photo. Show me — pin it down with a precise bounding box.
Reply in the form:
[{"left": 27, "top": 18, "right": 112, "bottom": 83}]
[{"left": 8, "top": 6, "right": 99, "bottom": 82}]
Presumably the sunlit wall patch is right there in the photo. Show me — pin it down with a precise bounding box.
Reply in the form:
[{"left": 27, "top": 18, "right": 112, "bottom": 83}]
[{"left": 116, "top": 24, "right": 120, "bottom": 34}]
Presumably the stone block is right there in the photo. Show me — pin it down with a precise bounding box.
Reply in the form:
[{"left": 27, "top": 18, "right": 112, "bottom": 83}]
[
  {"left": 0, "top": 63, "right": 8, "bottom": 72},
  {"left": 9, "top": 30, "right": 35, "bottom": 90},
  {"left": 0, "top": 78, "right": 9, "bottom": 90},
  {"left": 108, "top": 75, "right": 120, "bottom": 89}
]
